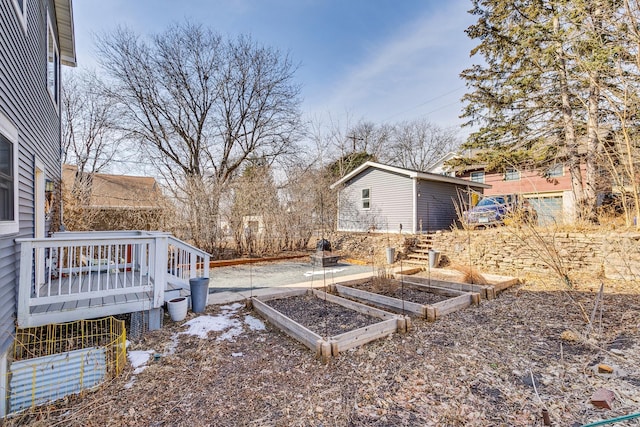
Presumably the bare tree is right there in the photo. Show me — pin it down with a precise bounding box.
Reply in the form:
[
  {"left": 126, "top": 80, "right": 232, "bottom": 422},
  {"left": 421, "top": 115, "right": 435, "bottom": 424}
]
[
  {"left": 61, "top": 69, "right": 123, "bottom": 175},
  {"left": 383, "top": 119, "right": 460, "bottom": 171},
  {"left": 96, "top": 22, "right": 302, "bottom": 251},
  {"left": 61, "top": 69, "right": 125, "bottom": 208},
  {"left": 346, "top": 120, "right": 392, "bottom": 160}
]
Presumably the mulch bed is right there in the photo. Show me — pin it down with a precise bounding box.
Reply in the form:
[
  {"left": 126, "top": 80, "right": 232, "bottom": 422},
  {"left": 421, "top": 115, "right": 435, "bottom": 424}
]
[
  {"left": 343, "top": 279, "right": 450, "bottom": 305},
  {"left": 265, "top": 293, "right": 381, "bottom": 336},
  {"left": 6, "top": 273, "right": 640, "bottom": 426}
]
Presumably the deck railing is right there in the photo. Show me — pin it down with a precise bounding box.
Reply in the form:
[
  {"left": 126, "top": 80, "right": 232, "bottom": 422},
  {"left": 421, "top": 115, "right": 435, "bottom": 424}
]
[
  {"left": 167, "top": 235, "right": 210, "bottom": 289},
  {"left": 16, "top": 231, "right": 210, "bottom": 327}
]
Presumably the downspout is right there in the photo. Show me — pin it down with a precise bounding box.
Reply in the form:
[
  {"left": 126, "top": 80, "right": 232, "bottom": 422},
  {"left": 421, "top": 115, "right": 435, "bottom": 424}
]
[{"left": 412, "top": 178, "right": 417, "bottom": 234}]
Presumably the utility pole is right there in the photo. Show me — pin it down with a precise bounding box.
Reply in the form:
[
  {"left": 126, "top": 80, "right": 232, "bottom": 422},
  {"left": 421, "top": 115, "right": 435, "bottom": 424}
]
[{"left": 346, "top": 135, "right": 364, "bottom": 152}]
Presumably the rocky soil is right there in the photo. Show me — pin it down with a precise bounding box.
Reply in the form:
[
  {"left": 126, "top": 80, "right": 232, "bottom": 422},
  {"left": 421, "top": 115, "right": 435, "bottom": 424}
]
[{"left": 7, "top": 272, "right": 640, "bottom": 427}]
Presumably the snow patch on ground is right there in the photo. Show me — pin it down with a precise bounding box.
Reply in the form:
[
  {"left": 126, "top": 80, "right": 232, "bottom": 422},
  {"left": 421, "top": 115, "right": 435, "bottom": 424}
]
[
  {"left": 220, "top": 302, "right": 244, "bottom": 312},
  {"left": 129, "top": 350, "right": 154, "bottom": 374},
  {"left": 182, "top": 315, "right": 241, "bottom": 339},
  {"left": 126, "top": 350, "right": 155, "bottom": 388},
  {"left": 244, "top": 314, "right": 265, "bottom": 331},
  {"left": 177, "top": 301, "right": 259, "bottom": 342},
  {"left": 166, "top": 333, "right": 180, "bottom": 355},
  {"left": 217, "top": 323, "right": 244, "bottom": 342}
]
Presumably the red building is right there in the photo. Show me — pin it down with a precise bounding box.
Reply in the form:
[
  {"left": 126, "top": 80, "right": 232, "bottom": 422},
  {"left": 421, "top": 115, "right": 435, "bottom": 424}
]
[{"left": 456, "top": 163, "right": 580, "bottom": 225}]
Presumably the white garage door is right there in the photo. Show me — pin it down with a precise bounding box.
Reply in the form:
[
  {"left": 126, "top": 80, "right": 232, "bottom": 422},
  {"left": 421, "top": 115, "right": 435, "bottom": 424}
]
[{"left": 528, "top": 196, "right": 563, "bottom": 226}]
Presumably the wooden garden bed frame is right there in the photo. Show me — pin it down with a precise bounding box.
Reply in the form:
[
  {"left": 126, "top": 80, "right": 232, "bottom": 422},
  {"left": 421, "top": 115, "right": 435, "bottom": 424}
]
[
  {"left": 250, "top": 289, "right": 409, "bottom": 362},
  {"left": 395, "top": 273, "right": 519, "bottom": 300},
  {"left": 330, "top": 278, "right": 480, "bottom": 322}
]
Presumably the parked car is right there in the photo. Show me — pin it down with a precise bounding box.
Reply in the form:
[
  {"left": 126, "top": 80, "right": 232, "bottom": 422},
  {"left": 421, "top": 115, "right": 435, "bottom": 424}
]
[{"left": 464, "top": 194, "right": 537, "bottom": 228}]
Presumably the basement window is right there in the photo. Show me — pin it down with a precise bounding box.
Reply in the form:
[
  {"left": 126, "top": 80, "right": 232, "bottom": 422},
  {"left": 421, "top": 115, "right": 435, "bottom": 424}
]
[{"left": 361, "top": 188, "right": 370, "bottom": 210}]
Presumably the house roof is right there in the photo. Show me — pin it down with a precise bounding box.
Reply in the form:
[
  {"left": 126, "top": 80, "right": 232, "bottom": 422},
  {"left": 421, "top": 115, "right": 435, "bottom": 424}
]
[
  {"left": 424, "top": 151, "right": 459, "bottom": 174},
  {"left": 62, "top": 165, "right": 163, "bottom": 209},
  {"left": 329, "top": 161, "right": 491, "bottom": 190},
  {"left": 54, "top": 0, "right": 76, "bottom": 67}
]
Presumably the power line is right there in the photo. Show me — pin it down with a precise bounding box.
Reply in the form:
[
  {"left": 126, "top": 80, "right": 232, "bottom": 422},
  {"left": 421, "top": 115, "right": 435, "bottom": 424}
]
[{"left": 381, "top": 86, "right": 465, "bottom": 122}]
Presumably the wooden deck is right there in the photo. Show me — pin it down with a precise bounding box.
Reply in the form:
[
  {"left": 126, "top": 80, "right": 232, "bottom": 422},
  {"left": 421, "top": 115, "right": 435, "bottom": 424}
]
[
  {"left": 17, "top": 232, "right": 211, "bottom": 328},
  {"left": 36, "top": 270, "right": 151, "bottom": 298},
  {"left": 28, "top": 271, "right": 155, "bottom": 326}
]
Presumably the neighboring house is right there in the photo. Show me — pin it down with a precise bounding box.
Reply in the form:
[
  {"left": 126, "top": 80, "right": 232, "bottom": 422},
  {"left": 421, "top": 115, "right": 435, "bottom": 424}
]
[
  {"left": 330, "top": 161, "right": 490, "bottom": 234},
  {"left": 456, "top": 163, "right": 579, "bottom": 225},
  {"left": 62, "top": 165, "right": 166, "bottom": 230},
  {"left": 0, "top": 0, "right": 76, "bottom": 397},
  {"left": 424, "top": 151, "right": 458, "bottom": 177}
]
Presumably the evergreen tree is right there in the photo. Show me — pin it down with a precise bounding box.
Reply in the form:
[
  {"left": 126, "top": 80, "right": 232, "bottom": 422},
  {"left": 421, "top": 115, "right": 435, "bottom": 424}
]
[{"left": 461, "top": 0, "right": 624, "bottom": 221}]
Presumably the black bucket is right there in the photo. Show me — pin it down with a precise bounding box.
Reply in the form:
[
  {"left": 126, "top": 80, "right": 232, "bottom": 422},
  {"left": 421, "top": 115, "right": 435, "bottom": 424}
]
[{"left": 316, "top": 239, "right": 331, "bottom": 252}]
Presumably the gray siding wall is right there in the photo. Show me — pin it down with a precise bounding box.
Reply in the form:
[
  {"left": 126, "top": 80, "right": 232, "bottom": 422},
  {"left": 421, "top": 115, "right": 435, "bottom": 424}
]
[
  {"left": 416, "top": 180, "right": 469, "bottom": 232},
  {"left": 0, "top": 0, "right": 62, "bottom": 354},
  {"left": 337, "top": 168, "right": 413, "bottom": 233}
]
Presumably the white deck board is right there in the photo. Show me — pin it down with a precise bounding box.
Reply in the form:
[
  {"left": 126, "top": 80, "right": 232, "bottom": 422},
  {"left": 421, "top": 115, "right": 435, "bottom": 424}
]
[{"left": 28, "top": 271, "right": 159, "bottom": 325}]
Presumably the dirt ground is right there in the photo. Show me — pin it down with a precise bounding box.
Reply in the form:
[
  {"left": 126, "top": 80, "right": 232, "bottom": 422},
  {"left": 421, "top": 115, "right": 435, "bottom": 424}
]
[{"left": 7, "top": 271, "right": 640, "bottom": 427}]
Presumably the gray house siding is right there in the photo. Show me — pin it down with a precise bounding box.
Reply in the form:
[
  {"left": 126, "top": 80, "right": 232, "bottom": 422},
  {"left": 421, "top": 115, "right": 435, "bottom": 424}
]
[
  {"left": 0, "top": 0, "right": 63, "bottom": 354},
  {"left": 337, "top": 168, "right": 413, "bottom": 232},
  {"left": 416, "top": 180, "right": 468, "bottom": 232}
]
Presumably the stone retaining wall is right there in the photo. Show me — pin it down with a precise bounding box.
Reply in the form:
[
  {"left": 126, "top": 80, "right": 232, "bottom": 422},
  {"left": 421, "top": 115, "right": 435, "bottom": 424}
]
[
  {"left": 428, "top": 229, "right": 640, "bottom": 280},
  {"left": 324, "top": 230, "right": 640, "bottom": 280}
]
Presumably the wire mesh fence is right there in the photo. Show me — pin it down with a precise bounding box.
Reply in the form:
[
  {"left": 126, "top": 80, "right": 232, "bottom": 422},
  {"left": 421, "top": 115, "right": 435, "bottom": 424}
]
[{"left": 9, "top": 317, "right": 126, "bottom": 414}]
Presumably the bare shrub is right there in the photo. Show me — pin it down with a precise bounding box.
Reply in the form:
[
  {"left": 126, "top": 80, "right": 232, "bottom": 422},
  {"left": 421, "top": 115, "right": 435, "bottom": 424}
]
[
  {"left": 450, "top": 263, "right": 488, "bottom": 285},
  {"left": 371, "top": 268, "right": 398, "bottom": 294}
]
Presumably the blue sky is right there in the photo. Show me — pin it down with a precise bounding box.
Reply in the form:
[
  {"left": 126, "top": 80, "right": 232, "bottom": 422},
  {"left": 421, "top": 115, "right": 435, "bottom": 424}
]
[{"left": 73, "top": 0, "right": 476, "bottom": 132}]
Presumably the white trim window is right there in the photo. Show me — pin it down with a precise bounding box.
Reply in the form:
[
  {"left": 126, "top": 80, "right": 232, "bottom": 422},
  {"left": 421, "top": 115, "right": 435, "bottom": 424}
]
[
  {"left": 505, "top": 168, "right": 520, "bottom": 181},
  {"left": 547, "top": 164, "right": 564, "bottom": 177},
  {"left": 0, "top": 114, "right": 19, "bottom": 235},
  {"left": 47, "top": 11, "right": 59, "bottom": 106},
  {"left": 361, "top": 188, "right": 370, "bottom": 210},
  {"left": 12, "top": 0, "right": 27, "bottom": 31},
  {"left": 470, "top": 171, "right": 485, "bottom": 184}
]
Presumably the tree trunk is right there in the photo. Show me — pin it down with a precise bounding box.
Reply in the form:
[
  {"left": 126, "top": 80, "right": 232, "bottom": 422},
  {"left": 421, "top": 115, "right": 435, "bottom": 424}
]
[
  {"left": 585, "top": 74, "right": 600, "bottom": 222},
  {"left": 555, "top": 14, "right": 584, "bottom": 221}
]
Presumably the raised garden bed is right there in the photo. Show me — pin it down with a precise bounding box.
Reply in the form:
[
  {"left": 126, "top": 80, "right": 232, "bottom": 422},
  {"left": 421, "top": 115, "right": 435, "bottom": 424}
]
[
  {"left": 395, "top": 272, "right": 519, "bottom": 300},
  {"left": 251, "top": 289, "right": 409, "bottom": 362},
  {"left": 330, "top": 278, "right": 480, "bottom": 321}
]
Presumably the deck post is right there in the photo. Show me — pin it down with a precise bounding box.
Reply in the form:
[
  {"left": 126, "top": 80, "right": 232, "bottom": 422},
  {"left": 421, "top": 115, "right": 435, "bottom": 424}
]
[
  {"left": 152, "top": 235, "right": 167, "bottom": 308},
  {"left": 148, "top": 307, "right": 163, "bottom": 330},
  {"left": 17, "top": 241, "right": 33, "bottom": 327},
  {"left": 190, "top": 252, "right": 196, "bottom": 278},
  {"left": 203, "top": 253, "right": 210, "bottom": 279}
]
